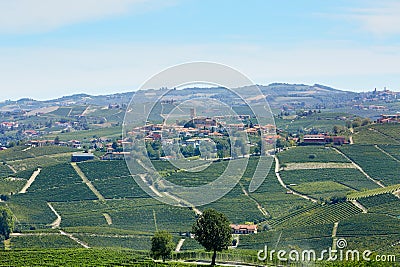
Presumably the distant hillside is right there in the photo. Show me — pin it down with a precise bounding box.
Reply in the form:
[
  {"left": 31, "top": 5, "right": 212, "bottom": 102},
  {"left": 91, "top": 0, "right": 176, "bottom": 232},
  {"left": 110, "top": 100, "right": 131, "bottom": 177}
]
[{"left": 0, "top": 83, "right": 394, "bottom": 112}]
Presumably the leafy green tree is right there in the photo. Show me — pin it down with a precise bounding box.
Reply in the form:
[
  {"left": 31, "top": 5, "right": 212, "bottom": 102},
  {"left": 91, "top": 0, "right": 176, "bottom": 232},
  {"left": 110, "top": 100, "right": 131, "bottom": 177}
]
[
  {"left": 112, "top": 141, "right": 118, "bottom": 150},
  {"left": 0, "top": 207, "right": 14, "bottom": 239},
  {"left": 150, "top": 230, "right": 175, "bottom": 262},
  {"left": 361, "top": 118, "right": 371, "bottom": 126},
  {"left": 192, "top": 209, "right": 232, "bottom": 266},
  {"left": 54, "top": 136, "right": 60, "bottom": 145}
]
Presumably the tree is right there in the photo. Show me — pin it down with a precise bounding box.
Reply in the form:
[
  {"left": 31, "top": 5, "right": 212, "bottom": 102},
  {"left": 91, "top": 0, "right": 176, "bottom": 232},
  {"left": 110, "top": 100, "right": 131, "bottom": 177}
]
[
  {"left": 150, "top": 230, "right": 175, "bottom": 262},
  {"left": 112, "top": 141, "right": 118, "bottom": 150},
  {"left": 192, "top": 209, "right": 232, "bottom": 266},
  {"left": 54, "top": 136, "right": 60, "bottom": 145},
  {"left": 0, "top": 207, "right": 14, "bottom": 239}
]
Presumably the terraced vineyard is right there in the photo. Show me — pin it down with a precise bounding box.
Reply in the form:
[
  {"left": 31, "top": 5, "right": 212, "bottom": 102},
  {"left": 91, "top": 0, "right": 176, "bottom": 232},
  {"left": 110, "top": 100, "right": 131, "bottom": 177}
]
[
  {"left": 0, "top": 164, "right": 14, "bottom": 178},
  {"left": 0, "top": 177, "right": 25, "bottom": 195},
  {"left": 9, "top": 153, "right": 73, "bottom": 172},
  {"left": 164, "top": 162, "right": 226, "bottom": 187},
  {"left": 338, "top": 145, "right": 400, "bottom": 185},
  {"left": 48, "top": 106, "right": 72, "bottom": 117},
  {"left": 371, "top": 124, "right": 400, "bottom": 142},
  {"left": 0, "top": 146, "right": 78, "bottom": 172},
  {"left": 0, "top": 146, "right": 76, "bottom": 162},
  {"left": 10, "top": 234, "right": 81, "bottom": 249},
  {"left": 357, "top": 193, "right": 400, "bottom": 217},
  {"left": 27, "top": 163, "right": 97, "bottom": 202},
  {"left": 353, "top": 126, "right": 399, "bottom": 144},
  {"left": 45, "top": 126, "right": 122, "bottom": 142},
  {"left": 204, "top": 184, "right": 266, "bottom": 224},
  {"left": 288, "top": 181, "right": 352, "bottom": 200},
  {"left": 270, "top": 202, "right": 362, "bottom": 228},
  {"left": 0, "top": 248, "right": 178, "bottom": 266},
  {"left": 378, "top": 144, "right": 400, "bottom": 161},
  {"left": 347, "top": 184, "right": 400, "bottom": 199},
  {"left": 74, "top": 233, "right": 153, "bottom": 250},
  {"left": 0, "top": 135, "right": 399, "bottom": 263},
  {"left": 78, "top": 161, "right": 149, "bottom": 199},
  {"left": 5, "top": 195, "right": 58, "bottom": 230},
  {"left": 51, "top": 198, "right": 196, "bottom": 233},
  {"left": 282, "top": 168, "right": 379, "bottom": 191},
  {"left": 239, "top": 223, "right": 333, "bottom": 251},
  {"left": 337, "top": 213, "right": 400, "bottom": 253},
  {"left": 277, "top": 146, "right": 350, "bottom": 163}
]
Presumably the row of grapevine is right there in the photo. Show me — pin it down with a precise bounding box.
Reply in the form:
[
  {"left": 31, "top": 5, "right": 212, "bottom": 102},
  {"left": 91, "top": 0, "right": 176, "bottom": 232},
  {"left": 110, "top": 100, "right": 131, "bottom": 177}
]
[
  {"left": 347, "top": 184, "right": 400, "bottom": 199},
  {"left": 338, "top": 145, "right": 400, "bottom": 185},
  {"left": 277, "top": 146, "right": 350, "bottom": 164},
  {"left": 0, "top": 248, "right": 165, "bottom": 266},
  {"left": 271, "top": 202, "right": 361, "bottom": 228}
]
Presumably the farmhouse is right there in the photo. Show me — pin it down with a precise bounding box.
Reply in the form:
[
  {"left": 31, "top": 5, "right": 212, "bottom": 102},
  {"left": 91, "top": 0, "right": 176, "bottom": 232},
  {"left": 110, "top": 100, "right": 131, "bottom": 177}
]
[
  {"left": 101, "top": 151, "right": 130, "bottom": 160},
  {"left": 68, "top": 140, "right": 82, "bottom": 148},
  {"left": 71, "top": 152, "right": 94, "bottom": 162},
  {"left": 377, "top": 114, "right": 400, "bottom": 123},
  {"left": 23, "top": 130, "right": 38, "bottom": 137},
  {"left": 303, "top": 135, "right": 347, "bottom": 145},
  {"left": 303, "top": 134, "right": 326, "bottom": 144},
  {"left": 230, "top": 224, "right": 258, "bottom": 234}
]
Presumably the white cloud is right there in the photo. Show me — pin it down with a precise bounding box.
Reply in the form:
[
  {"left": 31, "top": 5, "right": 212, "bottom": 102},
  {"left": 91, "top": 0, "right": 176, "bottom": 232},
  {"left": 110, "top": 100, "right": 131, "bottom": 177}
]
[
  {"left": 347, "top": 1, "right": 400, "bottom": 37},
  {"left": 0, "top": 0, "right": 173, "bottom": 34}
]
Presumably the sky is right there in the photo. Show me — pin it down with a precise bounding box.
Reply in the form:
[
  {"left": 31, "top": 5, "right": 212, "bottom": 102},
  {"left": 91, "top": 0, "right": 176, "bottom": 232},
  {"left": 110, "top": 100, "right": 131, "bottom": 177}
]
[{"left": 1, "top": 0, "right": 400, "bottom": 101}]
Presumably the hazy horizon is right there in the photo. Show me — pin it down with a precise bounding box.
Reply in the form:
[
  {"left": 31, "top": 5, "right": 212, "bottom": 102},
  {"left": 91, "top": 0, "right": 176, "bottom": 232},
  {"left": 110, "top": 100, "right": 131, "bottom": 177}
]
[{"left": 1, "top": 82, "right": 392, "bottom": 102}]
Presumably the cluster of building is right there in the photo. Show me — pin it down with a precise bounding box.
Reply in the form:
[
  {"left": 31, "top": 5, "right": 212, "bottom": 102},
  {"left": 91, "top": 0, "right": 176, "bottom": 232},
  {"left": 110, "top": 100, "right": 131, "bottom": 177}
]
[
  {"left": 0, "top": 121, "right": 19, "bottom": 129},
  {"left": 353, "top": 104, "right": 387, "bottom": 111},
  {"left": 27, "top": 139, "right": 82, "bottom": 148},
  {"left": 129, "top": 115, "right": 277, "bottom": 144},
  {"left": 377, "top": 114, "right": 400, "bottom": 123},
  {"left": 230, "top": 224, "right": 258, "bottom": 234},
  {"left": 100, "top": 139, "right": 132, "bottom": 160},
  {"left": 365, "top": 87, "right": 399, "bottom": 102},
  {"left": 302, "top": 135, "right": 347, "bottom": 145}
]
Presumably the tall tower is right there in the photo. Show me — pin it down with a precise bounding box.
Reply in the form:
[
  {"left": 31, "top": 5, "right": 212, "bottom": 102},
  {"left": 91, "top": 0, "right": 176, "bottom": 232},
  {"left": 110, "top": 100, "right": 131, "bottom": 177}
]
[{"left": 190, "top": 108, "right": 196, "bottom": 119}]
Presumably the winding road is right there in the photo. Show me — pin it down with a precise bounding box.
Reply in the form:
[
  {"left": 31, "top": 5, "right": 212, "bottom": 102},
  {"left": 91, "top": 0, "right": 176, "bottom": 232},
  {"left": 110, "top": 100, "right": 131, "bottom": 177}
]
[
  {"left": 332, "top": 148, "right": 385, "bottom": 188},
  {"left": 71, "top": 162, "right": 105, "bottom": 201},
  {"left": 19, "top": 168, "right": 41, "bottom": 194},
  {"left": 47, "top": 202, "right": 61, "bottom": 228},
  {"left": 274, "top": 156, "right": 318, "bottom": 203}
]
